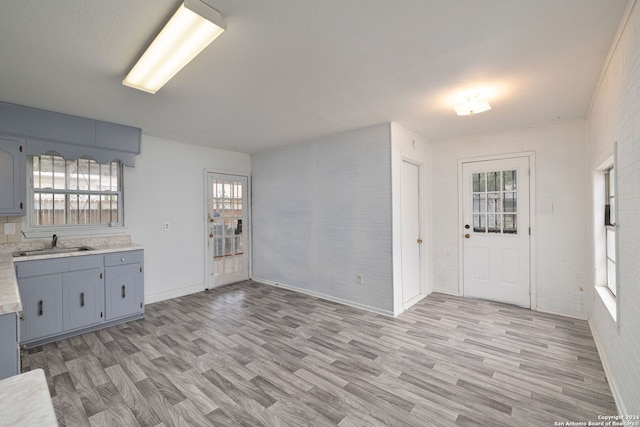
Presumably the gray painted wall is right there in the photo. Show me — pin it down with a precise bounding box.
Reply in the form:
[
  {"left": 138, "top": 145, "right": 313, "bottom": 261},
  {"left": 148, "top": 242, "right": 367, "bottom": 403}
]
[{"left": 251, "top": 124, "right": 393, "bottom": 314}]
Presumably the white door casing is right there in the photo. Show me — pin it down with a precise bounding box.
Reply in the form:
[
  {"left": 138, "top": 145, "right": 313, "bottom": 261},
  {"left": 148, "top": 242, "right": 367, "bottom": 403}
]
[
  {"left": 401, "top": 160, "right": 422, "bottom": 306},
  {"left": 206, "top": 173, "right": 249, "bottom": 289},
  {"left": 461, "top": 156, "right": 530, "bottom": 307}
]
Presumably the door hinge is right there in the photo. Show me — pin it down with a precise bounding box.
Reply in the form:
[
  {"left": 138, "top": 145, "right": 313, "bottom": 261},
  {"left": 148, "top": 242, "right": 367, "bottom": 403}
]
[{"left": 529, "top": 227, "right": 531, "bottom": 235}]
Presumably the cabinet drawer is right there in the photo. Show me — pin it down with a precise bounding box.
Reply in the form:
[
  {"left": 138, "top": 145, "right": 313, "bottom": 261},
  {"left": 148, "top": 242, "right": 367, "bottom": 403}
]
[
  {"left": 16, "top": 258, "right": 67, "bottom": 278},
  {"left": 104, "top": 250, "right": 141, "bottom": 266},
  {"left": 67, "top": 254, "right": 103, "bottom": 271}
]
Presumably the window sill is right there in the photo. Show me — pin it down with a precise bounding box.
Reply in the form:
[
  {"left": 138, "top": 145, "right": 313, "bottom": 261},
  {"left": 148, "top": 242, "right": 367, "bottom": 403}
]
[
  {"left": 22, "top": 225, "right": 128, "bottom": 239},
  {"left": 595, "top": 285, "right": 617, "bottom": 322}
]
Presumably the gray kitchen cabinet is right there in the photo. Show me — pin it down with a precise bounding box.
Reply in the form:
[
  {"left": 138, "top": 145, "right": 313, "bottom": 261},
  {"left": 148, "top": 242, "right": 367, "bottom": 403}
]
[
  {"left": 15, "top": 250, "right": 143, "bottom": 347},
  {"left": 0, "top": 135, "right": 26, "bottom": 215},
  {"left": 0, "top": 313, "right": 20, "bottom": 380},
  {"left": 18, "top": 274, "right": 64, "bottom": 342},
  {"left": 63, "top": 268, "right": 104, "bottom": 331},
  {"left": 105, "top": 251, "right": 144, "bottom": 320}
]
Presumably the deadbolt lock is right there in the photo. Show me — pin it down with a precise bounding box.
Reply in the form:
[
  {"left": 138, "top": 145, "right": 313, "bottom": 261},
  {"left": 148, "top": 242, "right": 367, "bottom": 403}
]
[{"left": 464, "top": 224, "right": 470, "bottom": 229}]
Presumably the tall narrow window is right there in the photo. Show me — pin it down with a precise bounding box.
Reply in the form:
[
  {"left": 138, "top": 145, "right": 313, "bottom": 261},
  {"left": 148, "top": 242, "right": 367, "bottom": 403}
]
[
  {"left": 604, "top": 167, "right": 616, "bottom": 296},
  {"left": 31, "top": 155, "right": 123, "bottom": 227}
]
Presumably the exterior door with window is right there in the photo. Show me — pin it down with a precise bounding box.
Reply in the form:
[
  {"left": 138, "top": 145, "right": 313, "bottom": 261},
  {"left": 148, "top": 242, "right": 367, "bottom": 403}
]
[
  {"left": 462, "top": 157, "right": 530, "bottom": 307},
  {"left": 206, "top": 173, "right": 249, "bottom": 288}
]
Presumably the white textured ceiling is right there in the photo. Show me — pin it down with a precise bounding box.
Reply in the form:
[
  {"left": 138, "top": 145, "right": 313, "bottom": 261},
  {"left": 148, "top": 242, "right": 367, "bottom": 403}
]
[{"left": 0, "top": 1, "right": 629, "bottom": 153}]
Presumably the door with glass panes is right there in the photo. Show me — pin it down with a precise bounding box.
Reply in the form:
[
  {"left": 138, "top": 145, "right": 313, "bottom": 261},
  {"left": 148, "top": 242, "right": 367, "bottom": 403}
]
[
  {"left": 462, "top": 157, "right": 530, "bottom": 307},
  {"left": 206, "top": 173, "right": 249, "bottom": 288}
]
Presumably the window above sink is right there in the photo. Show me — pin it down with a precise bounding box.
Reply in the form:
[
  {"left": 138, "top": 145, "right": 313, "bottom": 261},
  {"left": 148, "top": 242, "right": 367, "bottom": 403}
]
[{"left": 22, "top": 155, "right": 127, "bottom": 239}]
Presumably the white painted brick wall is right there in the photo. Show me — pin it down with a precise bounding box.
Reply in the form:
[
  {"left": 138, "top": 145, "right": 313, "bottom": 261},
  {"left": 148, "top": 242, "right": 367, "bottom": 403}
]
[
  {"left": 251, "top": 124, "right": 394, "bottom": 314},
  {"left": 587, "top": 1, "right": 640, "bottom": 415},
  {"left": 431, "top": 120, "right": 590, "bottom": 318}
]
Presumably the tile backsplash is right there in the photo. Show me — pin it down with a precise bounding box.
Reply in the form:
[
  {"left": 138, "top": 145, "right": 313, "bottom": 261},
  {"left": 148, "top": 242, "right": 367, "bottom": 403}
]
[
  {"left": 0, "top": 216, "right": 23, "bottom": 245},
  {"left": 0, "top": 216, "right": 132, "bottom": 254}
]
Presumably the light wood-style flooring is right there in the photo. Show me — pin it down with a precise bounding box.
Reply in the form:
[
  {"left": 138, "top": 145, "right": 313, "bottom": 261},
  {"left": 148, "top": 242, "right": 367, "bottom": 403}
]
[{"left": 23, "top": 280, "right": 616, "bottom": 426}]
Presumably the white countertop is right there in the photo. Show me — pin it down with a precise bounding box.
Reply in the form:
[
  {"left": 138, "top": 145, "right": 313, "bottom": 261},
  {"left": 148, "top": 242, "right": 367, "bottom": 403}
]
[
  {"left": 0, "top": 369, "right": 58, "bottom": 427},
  {"left": 0, "top": 253, "right": 22, "bottom": 315},
  {"left": 0, "top": 244, "right": 143, "bottom": 315}
]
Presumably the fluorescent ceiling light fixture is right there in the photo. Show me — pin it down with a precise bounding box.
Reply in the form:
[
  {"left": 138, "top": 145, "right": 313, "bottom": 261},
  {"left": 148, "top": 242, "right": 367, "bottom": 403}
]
[
  {"left": 123, "top": 0, "right": 226, "bottom": 94},
  {"left": 453, "top": 94, "right": 492, "bottom": 116}
]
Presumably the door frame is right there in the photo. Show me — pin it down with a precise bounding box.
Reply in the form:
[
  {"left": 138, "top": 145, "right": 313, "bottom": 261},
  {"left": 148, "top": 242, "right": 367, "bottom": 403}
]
[
  {"left": 400, "top": 157, "right": 425, "bottom": 308},
  {"left": 457, "top": 152, "right": 537, "bottom": 310},
  {"left": 203, "top": 169, "right": 252, "bottom": 290}
]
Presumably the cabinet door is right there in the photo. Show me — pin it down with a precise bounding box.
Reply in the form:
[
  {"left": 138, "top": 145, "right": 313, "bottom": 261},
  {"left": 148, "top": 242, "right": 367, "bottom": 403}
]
[
  {"left": 0, "top": 313, "right": 19, "bottom": 380},
  {"left": 0, "top": 135, "right": 26, "bottom": 215},
  {"left": 19, "top": 275, "right": 63, "bottom": 342},
  {"left": 63, "top": 268, "right": 104, "bottom": 331},
  {"left": 105, "top": 264, "right": 143, "bottom": 320}
]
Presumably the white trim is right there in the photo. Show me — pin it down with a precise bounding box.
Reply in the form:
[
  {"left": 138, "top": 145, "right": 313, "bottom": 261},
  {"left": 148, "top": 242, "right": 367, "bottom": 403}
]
[
  {"left": 22, "top": 225, "right": 128, "bottom": 239},
  {"left": 23, "top": 156, "right": 126, "bottom": 238},
  {"left": 595, "top": 285, "right": 617, "bottom": 321},
  {"left": 203, "top": 169, "right": 252, "bottom": 291},
  {"left": 589, "top": 319, "right": 624, "bottom": 415},
  {"left": 254, "top": 277, "right": 396, "bottom": 317},
  {"left": 432, "top": 287, "right": 460, "bottom": 296},
  {"left": 457, "top": 151, "right": 537, "bottom": 309},
  {"left": 403, "top": 293, "right": 428, "bottom": 311},
  {"left": 535, "top": 307, "right": 588, "bottom": 321},
  {"left": 593, "top": 151, "right": 619, "bottom": 325},
  {"left": 400, "top": 156, "right": 426, "bottom": 306},
  {"left": 145, "top": 282, "right": 205, "bottom": 304}
]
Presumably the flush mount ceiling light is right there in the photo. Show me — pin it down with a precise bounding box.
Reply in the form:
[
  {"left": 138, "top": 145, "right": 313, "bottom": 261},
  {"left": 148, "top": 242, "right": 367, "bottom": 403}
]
[
  {"left": 123, "top": 0, "right": 226, "bottom": 94},
  {"left": 453, "top": 94, "right": 492, "bottom": 116}
]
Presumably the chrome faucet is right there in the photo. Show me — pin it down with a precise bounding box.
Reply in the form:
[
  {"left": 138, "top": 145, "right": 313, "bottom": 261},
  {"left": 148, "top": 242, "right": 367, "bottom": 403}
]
[{"left": 51, "top": 234, "right": 57, "bottom": 249}]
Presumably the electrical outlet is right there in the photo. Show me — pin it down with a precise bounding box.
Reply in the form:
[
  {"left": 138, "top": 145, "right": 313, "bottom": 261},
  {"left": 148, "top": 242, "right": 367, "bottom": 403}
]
[
  {"left": 356, "top": 274, "right": 363, "bottom": 285},
  {"left": 3, "top": 223, "right": 16, "bottom": 235},
  {"left": 164, "top": 222, "right": 170, "bottom": 231}
]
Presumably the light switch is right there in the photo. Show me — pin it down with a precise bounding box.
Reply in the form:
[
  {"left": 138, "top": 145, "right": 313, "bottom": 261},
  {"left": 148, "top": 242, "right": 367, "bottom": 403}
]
[{"left": 3, "top": 223, "right": 16, "bottom": 235}]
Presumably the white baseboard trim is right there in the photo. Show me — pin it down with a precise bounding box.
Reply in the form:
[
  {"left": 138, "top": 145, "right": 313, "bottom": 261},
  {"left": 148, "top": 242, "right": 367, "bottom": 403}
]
[
  {"left": 253, "top": 277, "right": 395, "bottom": 317},
  {"left": 403, "top": 293, "right": 428, "bottom": 310},
  {"left": 589, "top": 319, "right": 625, "bottom": 416},
  {"left": 145, "top": 282, "right": 204, "bottom": 304},
  {"left": 431, "top": 288, "right": 460, "bottom": 296},
  {"left": 534, "top": 307, "right": 588, "bottom": 320}
]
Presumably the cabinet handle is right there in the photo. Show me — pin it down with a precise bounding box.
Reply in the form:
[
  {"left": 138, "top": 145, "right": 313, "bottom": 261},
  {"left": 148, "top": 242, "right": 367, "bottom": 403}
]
[
  {"left": 100, "top": 272, "right": 103, "bottom": 279},
  {"left": 20, "top": 202, "right": 24, "bottom": 209},
  {"left": 122, "top": 285, "right": 126, "bottom": 298},
  {"left": 100, "top": 311, "right": 103, "bottom": 318},
  {"left": 38, "top": 300, "right": 43, "bottom": 316},
  {"left": 121, "top": 257, "right": 125, "bottom": 262},
  {"left": 80, "top": 292, "right": 85, "bottom": 307}
]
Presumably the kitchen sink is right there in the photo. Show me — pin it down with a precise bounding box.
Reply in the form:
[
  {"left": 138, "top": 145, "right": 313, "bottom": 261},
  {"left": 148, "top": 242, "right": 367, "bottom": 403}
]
[{"left": 12, "top": 246, "right": 94, "bottom": 257}]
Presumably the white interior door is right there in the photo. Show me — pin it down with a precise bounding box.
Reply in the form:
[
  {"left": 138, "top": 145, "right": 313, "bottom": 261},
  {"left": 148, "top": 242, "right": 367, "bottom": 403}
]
[
  {"left": 462, "top": 157, "right": 530, "bottom": 307},
  {"left": 401, "top": 160, "right": 422, "bottom": 306},
  {"left": 206, "top": 173, "right": 249, "bottom": 288}
]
